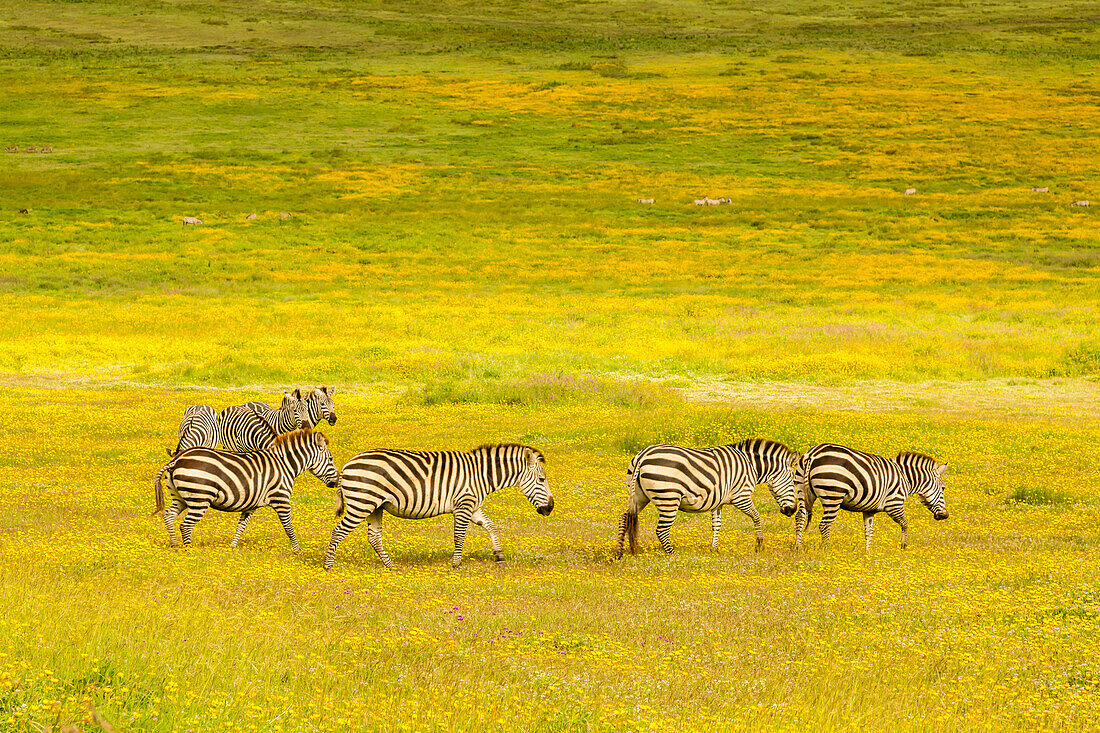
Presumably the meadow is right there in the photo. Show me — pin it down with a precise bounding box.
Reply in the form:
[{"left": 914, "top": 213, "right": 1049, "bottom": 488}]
[{"left": 2, "top": 1, "right": 1099, "bottom": 730}]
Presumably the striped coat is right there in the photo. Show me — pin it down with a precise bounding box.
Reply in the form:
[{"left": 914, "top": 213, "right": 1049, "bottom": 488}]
[
  {"left": 220, "top": 391, "right": 304, "bottom": 452},
  {"left": 154, "top": 428, "right": 338, "bottom": 551},
  {"left": 167, "top": 405, "right": 220, "bottom": 457},
  {"left": 301, "top": 386, "right": 337, "bottom": 428},
  {"left": 615, "top": 438, "right": 799, "bottom": 558},
  {"left": 324, "top": 444, "right": 554, "bottom": 569},
  {"left": 795, "top": 443, "right": 948, "bottom": 551}
]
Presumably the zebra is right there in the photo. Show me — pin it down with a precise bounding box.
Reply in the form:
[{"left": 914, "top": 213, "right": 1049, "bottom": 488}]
[
  {"left": 615, "top": 438, "right": 799, "bottom": 558},
  {"left": 219, "top": 391, "right": 305, "bottom": 452},
  {"left": 153, "top": 428, "right": 339, "bottom": 551},
  {"left": 165, "top": 405, "right": 220, "bottom": 458},
  {"left": 794, "top": 443, "right": 948, "bottom": 552},
  {"left": 323, "top": 443, "right": 554, "bottom": 570},
  {"left": 300, "top": 386, "right": 337, "bottom": 428}
]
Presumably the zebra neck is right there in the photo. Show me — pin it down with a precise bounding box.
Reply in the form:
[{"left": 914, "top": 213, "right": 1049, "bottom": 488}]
[
  {"left": 305, "top": 397, "right": 321, "bottom": 428},
  {"left": 473, "top": 452, "right": 518, "bottom": 496},
  {"left": 274, "top": 440, "right": 306, "bottom": 477},
  {"left": 274, "top": 407, "right": 297, "bottom": 432}
]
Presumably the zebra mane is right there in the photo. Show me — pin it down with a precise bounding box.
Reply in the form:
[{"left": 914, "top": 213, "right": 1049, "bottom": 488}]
[
  {"left": 733, "top": 437, "right": 797, "bottom": 457},
  {"left": 272, "top": 427, "right": 325, "bottom": 449},
  {"left": 896, "top": 450, "right": 939, "bottom": 467},
  {"left": 473, "top": 443, "right": 545, "bottom": 463}
]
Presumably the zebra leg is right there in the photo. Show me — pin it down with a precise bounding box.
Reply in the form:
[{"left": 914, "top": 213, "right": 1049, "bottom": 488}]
[
  {"left": 366, "top": 509, "right": 394, "bottom": 569},
  {"left": 795, "top": 489, "right": 815, "bottom": 551},
  {"left": 710, "top": 507, "right": 722, "bottom": 552},
  {"left": 653, "top": 499, "right": 680, "bottom": 554},
  {"left": 230, "top": 510, "right": 255, "bottom": 549},
  {"left": 730, "top": 495, "right": 764, "bottom": 551},
  {"left": 863, "top": 512, "right": 875, "bottom": 553},
  {"left": 324, "top": 504, "right": 372, "bottom": 570},
  {"left": 178, "top": 503, "right": 208, "bottom": 547},
  {"left": 471, "top": 508, "right": 505, "bottom": 563},
  {"left": 817, "top": 499, "right": 842, "bottom": 549},
  {"left": 163, "top": 500, "right": 183, "bottom": 548},
  {"left": 886, "top": 506, "right": 909, "bottom": 549},
  {"left": 451, "top": 500, "right": 480, "bottom": 568},
  {"left": 271, "top": 501, "right": 300, "bottom": 554}
]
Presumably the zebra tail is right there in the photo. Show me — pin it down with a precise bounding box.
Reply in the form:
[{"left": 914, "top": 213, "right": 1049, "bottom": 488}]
[
  {"left": 334, "top": 485, "right": 346, "bottom": 518},
  {"left": 625, "top": 457, "right": 641, "bottom": 555},
  {"left": 152, "top": 463, "right": 170, "bottom": 516}
]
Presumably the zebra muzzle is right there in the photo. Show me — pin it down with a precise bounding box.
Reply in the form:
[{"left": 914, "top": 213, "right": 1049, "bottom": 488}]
[
  {"left": 537, "top": 499, "right": 554, "bottom": 516},
  {"left": 935, "top": 511, "right": 948, "bottom": 521}
]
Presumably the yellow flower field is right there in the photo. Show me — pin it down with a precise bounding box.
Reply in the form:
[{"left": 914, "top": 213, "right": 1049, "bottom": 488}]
[{"left": 2, "top": 0, "right": 1099, "bottom": 730}]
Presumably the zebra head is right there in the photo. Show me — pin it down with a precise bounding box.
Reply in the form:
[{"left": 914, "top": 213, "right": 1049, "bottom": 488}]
[
  {"left": 517, "top": 446, "right": 554, "bottom": 516},
  {"left": 737, "top": 438, "right": 799, "bottom": 516},
  {"left": 301, "top": 430, "right": 340, "bottom": 488},
  {"left": 282, "top": 390, "right": 308, "bottom": 430},
  {"left": 896, "top": 452, "right": 949, "bottom": 521},
  {"left": 305, "top": 386, "right": 337, "bottom": 426}
]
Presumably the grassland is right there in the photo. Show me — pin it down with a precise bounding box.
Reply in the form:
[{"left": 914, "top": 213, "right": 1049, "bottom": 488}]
[{"left": 1, "top": 1, "right": 1099, "bottom": 731}]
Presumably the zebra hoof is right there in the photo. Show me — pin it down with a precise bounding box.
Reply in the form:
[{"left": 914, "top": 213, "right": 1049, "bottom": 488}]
[
  {"left": 493, "top": 553, "right": 505, "bottom": 564},
  {"left": 755, "top": 540, "right": 763, "bottom": 552}
]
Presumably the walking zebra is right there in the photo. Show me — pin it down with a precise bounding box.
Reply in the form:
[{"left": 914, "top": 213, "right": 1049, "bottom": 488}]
[
  {"left": 794, "top": 444, "right": 948, "bottom": 551},
  {"left": 219, "top": 391, "right": 305, "bottom": 452},
  {"left": 324, "top": 444, "right": 554, "bottom": 569},
  {"left": 301, "top": 386, "right": 337, "bottom": 427},
  {"left": 615, "top": 438, "right": 799, "bottom": 558},
  {"left": 166, "top": 405, "right": 220, "bottom": 457},
  {"left": 153, "top": 428, "right": 339, "bottom": 551}
]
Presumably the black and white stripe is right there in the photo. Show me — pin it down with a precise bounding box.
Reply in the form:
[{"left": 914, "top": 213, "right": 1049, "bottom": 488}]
[
  {"left": 615, "top": 438, "right": 799, "bottom": 558},
  {"left": 219, "top": 391, "right": 305, "bottom": 452},
  {"left": 166, "top": 405, "right": 220, "bottom": 458},
  {"left": 153, "top": 428, "right": 339, "bottom": 551},
  {"left": 324, "top": 443, "right": 554, "bottom": 569},
  {"left": 301, "top": 386, "right": 337, "bottom": 428},
  {"left": 794, "top": 443, "right": 949, "bottom": 551}
]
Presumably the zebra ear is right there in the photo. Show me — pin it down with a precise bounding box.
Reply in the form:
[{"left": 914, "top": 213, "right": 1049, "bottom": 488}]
[
  {"left": 321, "top": 385, "right": 329, "bottom": 394},
  {"left": 934, "top": 463, "right": 947, "bottom": 477},
  {"left": 293, "top": 388, "right": 302, "bottom": 400}
]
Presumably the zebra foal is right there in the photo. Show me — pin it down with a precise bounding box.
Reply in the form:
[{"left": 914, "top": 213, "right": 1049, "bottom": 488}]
[
  {"left": 615, "top": 438, "right": 799, "bottom": 558},
  {"left": 324, "top": 443, "right": 554, "bottom": 569},
  {"left": 153, "top": 428, "right": 339, "bottom": 551},
  {"left": 220, "top": 391, "right": 305, "bottom": 452},
  {"left": 794, "top": 443, "right": 948, "bottom": 551}
]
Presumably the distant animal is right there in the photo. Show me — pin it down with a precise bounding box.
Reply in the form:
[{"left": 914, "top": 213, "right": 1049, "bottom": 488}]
[
  {"left": 300, "top": 386, "right": 337, "bottom": 428},
  {"left": 40, "top": 146, "right": 53, "bottom": 153},
  {"left": 18, "top": 209, "right": 28, "bottom": 214},
  {"left": 24, "top": 145, "right": 36, "bottom": 153},
  {"left": 717, "top": 197, "right": 731, "bottom": 204},
  {"left": 1031, "top": 186, "right": 1049, "bottom": 193},
  {"left": 794, "top": 444, "right": 948, "bottom": 552},
  {"left": 325, "top": 444, "right": 554, "bottom": 569},
  {"left": 693, "top": 198, "right": 707, "bottom": 206},
  {"left": 219, "top": 391, "right": 305, "bottom": 452},
  {"left": 182, "top": 216, "right": 203, "bottom": 225},
  {"left": 166, "top": 405, "right": 220, "bottom": 458},
  {"left": 615, "top": 438, "right": 799, "bottom": 558},
  {"left": 5, "top": 146, "right": 16, "bottom": 153},
  {"left": 904, "top": 188, "right": 917, "bottom": 196},
  {"left": 278, "top": 212, "right": 291, "bottom": 218},
  {"left": 637, "top": 198, "right": 655, "bottom": 204},
  {"left": 245, "top": 213, "right": 257, "bottom": 219},
  {"left": 1071, "top": 200, "right": 1090, "bottom": 207},
  {"left": 154, "top": 428, "right": 339, "bottom": 551}
]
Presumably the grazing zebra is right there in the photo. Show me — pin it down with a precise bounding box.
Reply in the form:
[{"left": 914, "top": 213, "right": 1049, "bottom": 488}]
[
  {"left": 165, "top": 405, "right": 220, "bottom": 458},
  {"left": 615, "top": 438, "right": 799, "bottom": 558},
  {"left": 219, "top": 391, "right": 305, "bottom": 452},
  {"left": 300, "top": 386, "right": 337, "bottom": 427},
  {"left": 794, "top": 444, "right": 948, "bottom": 552},
  {"left": 153, "top": 428, "right": 339, "bottom": 551},
  {"left": 324, "top": 444, "right": 554, "bottom": 570}
]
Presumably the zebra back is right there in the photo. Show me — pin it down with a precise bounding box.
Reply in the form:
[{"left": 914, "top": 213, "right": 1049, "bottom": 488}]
[{"left": 220, "top": 392, "right": 305, "bottom": 452}]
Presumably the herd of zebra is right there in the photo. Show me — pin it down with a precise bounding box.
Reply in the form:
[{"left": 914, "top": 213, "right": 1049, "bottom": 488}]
[{"left": 152, "top": 389, "right": 949, "bottom": 569}]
